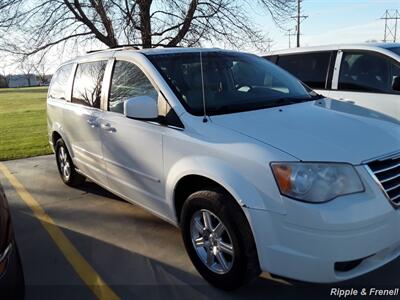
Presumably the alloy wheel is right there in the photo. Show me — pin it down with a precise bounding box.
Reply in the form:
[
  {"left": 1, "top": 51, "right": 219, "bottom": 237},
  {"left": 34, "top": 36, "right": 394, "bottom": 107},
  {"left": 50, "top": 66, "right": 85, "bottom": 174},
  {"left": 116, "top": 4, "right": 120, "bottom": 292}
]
[
  {"left": 190, "top": 209, "right": 234, "bottom": 274},
  {"left": 58, "top": 146, "right": 71, "bottom": 181}
]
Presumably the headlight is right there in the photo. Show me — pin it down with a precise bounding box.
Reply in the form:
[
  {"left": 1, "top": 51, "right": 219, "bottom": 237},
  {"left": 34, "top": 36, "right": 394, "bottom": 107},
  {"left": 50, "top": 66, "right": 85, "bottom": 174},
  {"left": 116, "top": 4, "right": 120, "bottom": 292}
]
[{"left": 271, "top": 162, "right": 364, "bottom": 203}]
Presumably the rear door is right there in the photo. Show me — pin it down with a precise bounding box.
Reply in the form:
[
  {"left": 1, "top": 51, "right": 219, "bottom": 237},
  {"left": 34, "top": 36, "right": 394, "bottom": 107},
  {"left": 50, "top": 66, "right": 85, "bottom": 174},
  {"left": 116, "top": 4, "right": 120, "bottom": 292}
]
[
  {"left": 47, "top": 63, "right": 74, "bottom": 145},
  {"left": 329, "top": 50, "right": 400, "bottom": 119},
  {"left": 62, "top": 60, "right": 108, "bottom": 185},
  {"left": 275, "top": 51, "right": 335, "bottom": 97}
]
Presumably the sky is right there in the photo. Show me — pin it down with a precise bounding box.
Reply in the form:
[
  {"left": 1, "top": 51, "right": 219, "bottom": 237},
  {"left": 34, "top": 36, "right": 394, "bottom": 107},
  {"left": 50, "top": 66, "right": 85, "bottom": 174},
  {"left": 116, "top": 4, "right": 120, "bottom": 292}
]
[
  {"left": 256, "top": 0, "right": 400, "bottom": 50},
  {"left": 2, "top": 0, "right": 400, "bottom": 74}
]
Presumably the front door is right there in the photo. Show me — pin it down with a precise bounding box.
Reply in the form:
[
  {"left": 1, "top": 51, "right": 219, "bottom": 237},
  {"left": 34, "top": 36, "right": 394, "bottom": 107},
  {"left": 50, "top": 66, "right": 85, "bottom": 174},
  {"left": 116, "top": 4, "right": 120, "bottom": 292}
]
[{"left": 100, "top": 59, "right": 166, "bottom": 214}]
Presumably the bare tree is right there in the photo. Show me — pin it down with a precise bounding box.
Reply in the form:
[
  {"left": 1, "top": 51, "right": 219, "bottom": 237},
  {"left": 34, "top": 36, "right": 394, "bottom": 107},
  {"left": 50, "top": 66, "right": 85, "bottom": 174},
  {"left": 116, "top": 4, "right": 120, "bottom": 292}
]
[
  {"left": 19, "top": 57, "right": 36, "bottom": 86},
  {"left": 0, "top": 68, "right": 9, "bottom": 87},
  {"left": 0, "top": 74, "right": 6, "bottom": 88},
  {"left": 0, "top": 0, "right": 295, "bottom": 57},
  {"left": 33, "top": 56, "right": 50, "bottom": 84}
]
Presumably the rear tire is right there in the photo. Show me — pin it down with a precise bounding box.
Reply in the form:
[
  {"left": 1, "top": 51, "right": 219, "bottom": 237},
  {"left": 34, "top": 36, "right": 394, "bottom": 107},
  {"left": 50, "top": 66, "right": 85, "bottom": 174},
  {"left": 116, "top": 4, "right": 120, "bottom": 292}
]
[
  {"left": 55, "top": 139, "right": 85, "bottom": 187},
  {"left": 180, "top": 188, "right": 261, "bottom": 290}
]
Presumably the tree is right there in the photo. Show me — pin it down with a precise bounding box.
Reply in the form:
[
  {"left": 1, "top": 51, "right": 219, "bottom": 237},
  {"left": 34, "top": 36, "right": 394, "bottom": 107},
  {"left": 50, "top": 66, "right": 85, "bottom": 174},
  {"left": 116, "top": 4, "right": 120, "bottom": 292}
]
[
  {"left": 19, "top": 57, "right": 36, "bottom": 86},
  {"left": 0, "top": 0, "right": 295, "bottom": 57},
  {"left": 0, "top": 74, "right": 7, "bottom": 88},
  {"left": 0, "top": 68, "right": 9, "bottom": 87},
  {"left": 33, "top": 56, "right": 50, "bottom": 84}
]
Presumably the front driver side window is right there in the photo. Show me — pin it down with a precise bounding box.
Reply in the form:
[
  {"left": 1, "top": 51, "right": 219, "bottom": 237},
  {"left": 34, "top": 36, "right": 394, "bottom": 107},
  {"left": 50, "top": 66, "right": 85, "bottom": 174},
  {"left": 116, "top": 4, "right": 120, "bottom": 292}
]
[
  {"left": 338, "top": 52, "right": 391, "bottom": 93},
  {"left": 109, "top": 61, "right": 157, "bottom": 114}
]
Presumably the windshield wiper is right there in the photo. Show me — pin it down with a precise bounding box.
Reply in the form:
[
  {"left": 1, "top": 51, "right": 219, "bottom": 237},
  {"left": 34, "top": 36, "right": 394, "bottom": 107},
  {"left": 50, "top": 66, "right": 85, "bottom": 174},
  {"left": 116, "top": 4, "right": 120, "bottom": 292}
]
[
  {"left": 211, "top": 101, "right": 293, "bottom": 114},
  {"left": 210, "top": 105, "right": 244, "bottom": 114},
  {"left": 209, "top": 95, "right": 322, "bottom": 115},
  {"left": 271, "top": 96, "right": 320, "bottom": 104}
]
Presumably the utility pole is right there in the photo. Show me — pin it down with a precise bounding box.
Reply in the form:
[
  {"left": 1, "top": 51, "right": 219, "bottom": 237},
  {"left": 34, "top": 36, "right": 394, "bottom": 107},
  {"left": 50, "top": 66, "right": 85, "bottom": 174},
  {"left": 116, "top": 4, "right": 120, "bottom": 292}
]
[
  {"left": 381, "top": 9, "right": 400, "bottom": 42},
  {"left": 265, "top": 38, "right": 273, "bottom": 52},
  {"left": 285, "top": 29, "right": 296, "bottom": 48},
  {"left": 292, "top": 0, "right": 308, "bottom": 47}
]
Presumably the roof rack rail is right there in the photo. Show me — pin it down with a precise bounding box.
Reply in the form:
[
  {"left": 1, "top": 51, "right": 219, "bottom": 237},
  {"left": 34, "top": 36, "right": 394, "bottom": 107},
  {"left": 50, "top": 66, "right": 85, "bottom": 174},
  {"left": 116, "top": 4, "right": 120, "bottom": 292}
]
[{"left": 86, "top": 45, "right": 140, "bottom": 54}]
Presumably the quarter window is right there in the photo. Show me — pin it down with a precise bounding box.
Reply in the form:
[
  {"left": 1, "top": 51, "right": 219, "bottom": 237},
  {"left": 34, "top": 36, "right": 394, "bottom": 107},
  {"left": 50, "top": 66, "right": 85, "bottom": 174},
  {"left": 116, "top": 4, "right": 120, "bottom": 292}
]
[
  {"left": 72, "top": 61, "right": 107, "bottom": 108},
  {"left": 49, "top": 64, "right": 73, "bottom": 100},
  {"left": 277, "top": 52, "right": 331, "bottom": 89},
  {"left": 338, "top": 52, "right": 392, "bottom": 93},
  {"left": 109, "top": 61, "right": 157, "bottom": 114}
]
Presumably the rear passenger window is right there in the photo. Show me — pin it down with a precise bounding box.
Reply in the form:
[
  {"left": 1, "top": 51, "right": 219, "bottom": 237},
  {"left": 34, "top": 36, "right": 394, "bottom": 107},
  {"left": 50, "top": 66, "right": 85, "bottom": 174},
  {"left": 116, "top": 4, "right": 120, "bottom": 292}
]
[
  {"left": 49, "top": 64, "right": 73, "bottom": 100},
  {"left": 277, "top": 52, "right": 331, "bottom": 89},
  {"left": 72, "top": 61, "right": 107, "bottom": 108},
  {"left": 109, "top": 61, "right": 157, "bottom": 114},
  {"left": 265, "top": 55, "right": 278, "bottom": 64},
  {"left": 338, "top": 52, "right": 391, "bottom": 93}
]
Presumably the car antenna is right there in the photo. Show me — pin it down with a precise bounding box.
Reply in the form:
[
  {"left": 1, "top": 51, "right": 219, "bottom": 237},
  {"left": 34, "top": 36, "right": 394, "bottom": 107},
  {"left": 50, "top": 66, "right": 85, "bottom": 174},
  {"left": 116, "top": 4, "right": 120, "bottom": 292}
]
[{"left": 199, "top": 50, "right": 208, "bottom": 123}]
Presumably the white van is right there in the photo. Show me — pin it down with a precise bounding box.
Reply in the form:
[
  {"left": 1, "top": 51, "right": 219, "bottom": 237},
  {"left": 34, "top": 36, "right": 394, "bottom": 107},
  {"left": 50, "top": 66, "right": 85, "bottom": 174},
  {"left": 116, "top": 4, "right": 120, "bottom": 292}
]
[
  {"left": 47, "top": 47, "right": 400, "bottom": 289},
  {"left": 265, "top": 43, "right": 400, "bottom": 119}
]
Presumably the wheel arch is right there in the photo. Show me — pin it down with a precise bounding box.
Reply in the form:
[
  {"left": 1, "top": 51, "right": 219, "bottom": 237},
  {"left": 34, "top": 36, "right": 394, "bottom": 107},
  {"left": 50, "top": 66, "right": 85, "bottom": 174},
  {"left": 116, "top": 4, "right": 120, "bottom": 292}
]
[
  {"left": 173, "top": 175, "right": 234, "bottom": 223},
  {"left": 52, "top": 131, "right": 62, "bottom": 146},
  {"left": 51, "top": 129, "right": 75, "bottom": 158},
  {"left": 166, "top": 156, "right": 270, "bottom": 223}
]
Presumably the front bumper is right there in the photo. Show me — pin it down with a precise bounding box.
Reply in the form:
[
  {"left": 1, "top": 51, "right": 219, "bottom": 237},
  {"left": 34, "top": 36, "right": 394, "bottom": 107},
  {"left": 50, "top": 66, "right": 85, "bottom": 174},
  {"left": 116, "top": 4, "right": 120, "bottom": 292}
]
[{"left": 247, "top": 166, "right": 400, "bottom": 283}]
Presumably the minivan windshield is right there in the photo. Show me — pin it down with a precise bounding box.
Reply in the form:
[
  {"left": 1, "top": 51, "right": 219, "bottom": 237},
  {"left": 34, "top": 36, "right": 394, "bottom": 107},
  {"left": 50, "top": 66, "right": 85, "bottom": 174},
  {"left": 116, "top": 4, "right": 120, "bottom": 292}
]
[{"left": 147, "top": 51, "right": 318, "bottom": 116}]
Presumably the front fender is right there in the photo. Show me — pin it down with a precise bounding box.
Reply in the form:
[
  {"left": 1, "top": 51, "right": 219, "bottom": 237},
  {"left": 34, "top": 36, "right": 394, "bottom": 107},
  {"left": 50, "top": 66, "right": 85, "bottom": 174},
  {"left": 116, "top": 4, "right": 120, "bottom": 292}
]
[{"left": 166, "top": 156, "right": 286, "bottom": 218}]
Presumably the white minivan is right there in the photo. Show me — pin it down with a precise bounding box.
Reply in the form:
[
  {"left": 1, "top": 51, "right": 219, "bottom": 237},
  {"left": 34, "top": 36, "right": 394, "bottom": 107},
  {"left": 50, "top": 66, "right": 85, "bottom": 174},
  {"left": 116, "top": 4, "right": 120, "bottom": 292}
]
[
  {"left": 47, "top": 47, "right": 400, "bottom": 289},
  {"left": 265, "top": 43, "right": 400, "bottom": 119}
]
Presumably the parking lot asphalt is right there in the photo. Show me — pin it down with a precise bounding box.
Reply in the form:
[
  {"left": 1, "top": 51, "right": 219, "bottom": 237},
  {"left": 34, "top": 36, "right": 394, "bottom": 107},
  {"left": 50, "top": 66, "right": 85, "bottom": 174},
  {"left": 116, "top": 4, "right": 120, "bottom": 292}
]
[{"left": 0, "top": 155, "right": 400, "bottom": 300}]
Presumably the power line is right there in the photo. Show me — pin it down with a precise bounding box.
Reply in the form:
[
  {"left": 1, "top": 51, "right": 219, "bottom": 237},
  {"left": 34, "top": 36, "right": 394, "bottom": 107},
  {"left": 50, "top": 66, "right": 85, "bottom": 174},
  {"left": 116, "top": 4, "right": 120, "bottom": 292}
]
[
  {"left": 381, "top": 9, "right": 400, "bottom": 43},
  {"left": 291, "top": 0, "right": 308, "bottom": 47}
]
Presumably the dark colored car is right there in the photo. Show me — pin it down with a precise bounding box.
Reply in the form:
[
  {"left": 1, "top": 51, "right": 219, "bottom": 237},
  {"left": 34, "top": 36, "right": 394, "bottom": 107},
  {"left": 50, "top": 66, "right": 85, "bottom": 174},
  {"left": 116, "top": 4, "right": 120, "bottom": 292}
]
[{"left": 0, "top": 181, "right": 24, "bottom": 299}]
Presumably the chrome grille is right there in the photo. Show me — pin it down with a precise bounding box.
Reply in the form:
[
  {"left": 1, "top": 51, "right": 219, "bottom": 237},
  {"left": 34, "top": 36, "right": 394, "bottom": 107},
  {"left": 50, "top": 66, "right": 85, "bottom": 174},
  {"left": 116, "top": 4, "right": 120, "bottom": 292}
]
[{"left": 367, "top": 154, "right": 400, "bottom": 206}]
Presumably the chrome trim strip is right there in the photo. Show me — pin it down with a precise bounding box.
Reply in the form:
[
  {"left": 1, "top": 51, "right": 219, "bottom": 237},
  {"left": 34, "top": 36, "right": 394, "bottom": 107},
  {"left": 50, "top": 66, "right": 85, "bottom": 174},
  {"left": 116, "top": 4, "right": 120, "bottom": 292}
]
[
  {"left": 386, "top": 182, "right": 400, "bottom": 193},
  {"left": 373, "top": 162, "right": 400, "bottom": 174},
  {"left": 392, "top": 194, "right": 400, "bottom": 201},
  {"left": 365, "top": 165, "right": 399, "bottom": 207},
  {"left": 381, "top": 173, "right": 400, "bottom": 183},
  {"left": 0, "top": 243, "right": 12, "bottom": 264}
]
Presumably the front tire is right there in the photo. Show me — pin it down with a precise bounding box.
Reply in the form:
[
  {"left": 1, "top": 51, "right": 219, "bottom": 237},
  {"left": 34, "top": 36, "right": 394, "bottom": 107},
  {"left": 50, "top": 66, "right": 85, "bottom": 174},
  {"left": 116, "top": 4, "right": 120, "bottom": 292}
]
[
  {"left": 55, "top": 139, "right": 85, "bottom": 187},
  {"left": 180, "top": 188, "right": 261, "bottom": 290}
]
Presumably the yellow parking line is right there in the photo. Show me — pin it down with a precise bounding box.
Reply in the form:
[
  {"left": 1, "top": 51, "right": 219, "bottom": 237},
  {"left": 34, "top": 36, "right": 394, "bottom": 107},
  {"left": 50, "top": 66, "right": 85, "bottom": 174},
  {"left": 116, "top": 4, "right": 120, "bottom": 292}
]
[{"left": 0, "top": 162, "right": 120, "bottom": 300}]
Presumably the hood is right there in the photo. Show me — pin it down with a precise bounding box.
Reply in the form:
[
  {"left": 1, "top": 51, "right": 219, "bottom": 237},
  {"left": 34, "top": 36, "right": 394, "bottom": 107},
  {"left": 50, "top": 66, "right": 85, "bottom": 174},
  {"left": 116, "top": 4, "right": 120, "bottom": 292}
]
[{"left": 211, "top": 99, "right": 400, "bottom": 164}]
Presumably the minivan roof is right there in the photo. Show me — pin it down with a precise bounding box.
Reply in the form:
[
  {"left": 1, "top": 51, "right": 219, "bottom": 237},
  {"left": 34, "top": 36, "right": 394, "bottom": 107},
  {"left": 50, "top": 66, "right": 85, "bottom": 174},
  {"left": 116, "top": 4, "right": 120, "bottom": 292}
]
[
  {"left": 265, "top": 43, "right": 400, "bottom": 56},
  {"left": 60, "top": 47, "right": 242, "bottom": 66}
]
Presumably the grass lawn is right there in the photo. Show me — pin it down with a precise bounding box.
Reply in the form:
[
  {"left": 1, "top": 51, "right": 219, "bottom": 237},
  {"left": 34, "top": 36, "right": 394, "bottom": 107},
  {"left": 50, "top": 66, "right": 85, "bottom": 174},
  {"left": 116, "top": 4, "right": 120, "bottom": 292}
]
[{"left": 0, "top": 86, "right": 52, "bottom": 161}]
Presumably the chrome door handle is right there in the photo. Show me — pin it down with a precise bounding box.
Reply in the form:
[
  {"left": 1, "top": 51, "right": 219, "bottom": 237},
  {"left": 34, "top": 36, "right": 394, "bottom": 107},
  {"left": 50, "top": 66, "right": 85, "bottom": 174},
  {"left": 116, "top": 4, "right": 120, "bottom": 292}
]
[
  {"left": 87, "top": 119, "right": 98, "bottom": 128},
  {"left": 101, "top": 123, "right": 116, "bottom": 132}
]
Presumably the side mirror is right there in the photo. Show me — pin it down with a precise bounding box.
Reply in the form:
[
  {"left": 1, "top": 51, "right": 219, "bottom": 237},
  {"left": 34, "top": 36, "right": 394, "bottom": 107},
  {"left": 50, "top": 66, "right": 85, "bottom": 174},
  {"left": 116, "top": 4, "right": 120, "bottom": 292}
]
[
  {"left": 124, "top": 96, "right": 158, "bottom": 120},
  {"left": 392, "top": 76, "right": 400, "bottom": 92}
]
